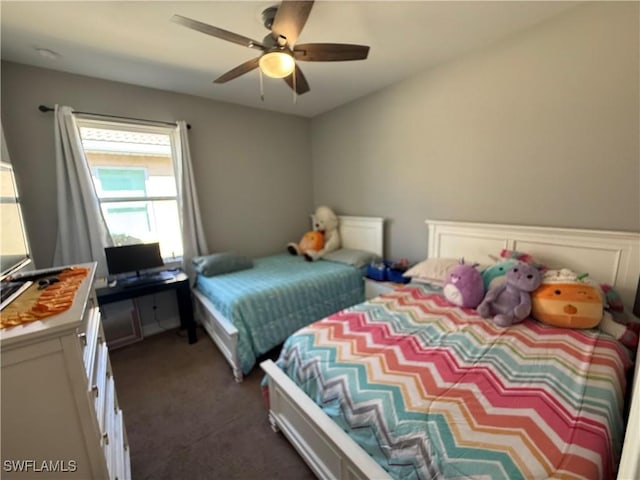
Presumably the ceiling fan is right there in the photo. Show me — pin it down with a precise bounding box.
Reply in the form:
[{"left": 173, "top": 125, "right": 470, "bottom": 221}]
[{"left": 171, "top": 0, "right": 370, "bottom": 95}]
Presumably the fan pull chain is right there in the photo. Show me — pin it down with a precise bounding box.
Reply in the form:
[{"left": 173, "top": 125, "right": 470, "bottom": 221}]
[
  {"left": 259, "top": 69, "right": 264, "bottom": 102},
  {"left": 292, "top": 64, "right": 297, "bottom": 104}
]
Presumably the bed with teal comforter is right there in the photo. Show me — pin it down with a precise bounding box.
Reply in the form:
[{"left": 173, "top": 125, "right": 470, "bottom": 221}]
[{"left": 194, "top": 254, "right": 364, "bottom": 376}]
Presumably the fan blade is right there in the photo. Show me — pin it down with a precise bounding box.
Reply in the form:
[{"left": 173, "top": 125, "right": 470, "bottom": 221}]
[
  {"left": 294, "top": 43, "right": 370, "bottom": 62},
  {"left": 271, "top": 1, "right": 314, "bottom": 47},
  {"left": 283, "top": 65, "right": 310, "bottom": 95},
  {"left": 171, "top": 14, "right": 264, "bottom": 50},
  {"left": 214, "top": 57, "right": 260, "bottom": 83}
]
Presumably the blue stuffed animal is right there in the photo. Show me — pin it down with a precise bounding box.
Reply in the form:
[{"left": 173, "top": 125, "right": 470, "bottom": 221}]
[
  {"left": 443, "top": 260, "right": 485, "bottom": 309},
  {"left": 477, "top": 262, "right": 542, "bottom": 327},
  {"left": 481, "top": 260, "right": 517, "bottom": 292}
]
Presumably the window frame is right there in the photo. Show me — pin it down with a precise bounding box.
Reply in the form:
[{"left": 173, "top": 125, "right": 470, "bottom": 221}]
[
  {"left": 75, "top": 117, "right": 183, "bottom": 264},
  {"left": 0, "top": 161, "right": 32, "bottom": 279}
]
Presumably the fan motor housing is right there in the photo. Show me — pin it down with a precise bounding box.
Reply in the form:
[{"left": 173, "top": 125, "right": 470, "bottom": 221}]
[
  {"left": 262, "top": 33, "right": 279, "bottom": 49},
  {"left": 262, "top": 6, "right": 278, "bottom": 30},
  {"left": 261, "top": 6, "right": 286, "bottom": 47}
]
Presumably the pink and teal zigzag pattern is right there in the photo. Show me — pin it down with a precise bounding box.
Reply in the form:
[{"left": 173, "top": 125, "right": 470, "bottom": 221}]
[{"left": 276, "top": 285, "right": 631, "bottom": 480}]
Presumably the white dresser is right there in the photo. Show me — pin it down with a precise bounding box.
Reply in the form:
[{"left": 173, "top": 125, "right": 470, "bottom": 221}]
[{"left": 1, "top": 263, "right": 131, "bottom": 479}]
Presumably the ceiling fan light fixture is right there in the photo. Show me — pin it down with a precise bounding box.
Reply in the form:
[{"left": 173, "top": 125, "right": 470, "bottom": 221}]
[
  {"left": 259, "top": 50, "right": 295, "bottom": 78},
  {"left": 172, "top": 1, "right": 369, "bottom": 95}
]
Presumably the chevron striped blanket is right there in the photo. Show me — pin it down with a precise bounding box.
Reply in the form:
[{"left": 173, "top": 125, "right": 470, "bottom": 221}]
[{"left": 275, "top": 284, "right": 632, "bottom": 479}]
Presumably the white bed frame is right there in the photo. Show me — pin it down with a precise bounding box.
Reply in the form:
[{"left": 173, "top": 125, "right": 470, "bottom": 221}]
[
  {"left": 261, "top": 219, "right": 640, "bottom": 480},
  {"left": 193, "top": 215, "right": 385, "bottom": 382}
]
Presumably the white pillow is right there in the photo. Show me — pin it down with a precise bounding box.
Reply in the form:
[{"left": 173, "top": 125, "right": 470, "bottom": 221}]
[{"left": 403, "top": 258, "right": 460, "bottom": 286}]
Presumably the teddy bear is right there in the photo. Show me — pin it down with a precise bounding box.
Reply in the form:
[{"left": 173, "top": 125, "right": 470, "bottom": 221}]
[
  {"left": 287, "top": 206, "right": 341, "bottom": 262},
  {"left": 477, "top": 262, "right": 543, "bottom": 327},
  {"left": 443, "top": 260, "right": 485, "bottom": 309}
]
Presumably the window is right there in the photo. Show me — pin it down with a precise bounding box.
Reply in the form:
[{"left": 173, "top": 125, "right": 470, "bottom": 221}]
[
  {"left": 77, "top": 121, "right": 183, "bottom": 260},
  {"left": 0, "top": 161, "right": 31, "bottom": 278}
]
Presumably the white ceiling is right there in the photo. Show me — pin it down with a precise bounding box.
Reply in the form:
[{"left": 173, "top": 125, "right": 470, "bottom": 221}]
[{"left": 1, "top": 1, "right": 578, "bottom": 118}]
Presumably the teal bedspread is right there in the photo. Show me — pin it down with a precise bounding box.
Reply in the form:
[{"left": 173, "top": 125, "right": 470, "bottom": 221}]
[{"left": 195, "top": 254, "right": 364, "bottom": 374}]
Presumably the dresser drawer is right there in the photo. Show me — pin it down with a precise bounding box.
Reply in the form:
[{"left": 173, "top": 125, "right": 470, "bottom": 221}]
[
  {"left": 111, "top": 409, "right": 127, "bottom": 480},
  {"left": 82, "top": 306, "right": 102, "bottom": 374},
  {"left": 91, "top": 340, "right": 110, "bottom": 433},
  {"left": 123, "top": 438, "right": 131, "bottom": 480},
  {"left": 103, "top": 408, "right": 127, "bottom": 479},
  {"left": 101, "top": 373, "right": 130, "bottom": 480},
  {"left": 103, "top": 375, "right": 116, "bottom": 442}
]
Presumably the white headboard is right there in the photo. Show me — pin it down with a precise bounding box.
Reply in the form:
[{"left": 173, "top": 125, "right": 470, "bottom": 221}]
[
  {"left": 338, "top": 216, "right": 384, "bottom": 257},
  {"left": 426, "top": 220, "right": 640, "bottom": 309}
]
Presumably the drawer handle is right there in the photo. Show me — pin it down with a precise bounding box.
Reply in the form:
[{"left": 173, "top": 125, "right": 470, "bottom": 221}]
[
  {"left": 77, "top": 332, "right": 87, "bottom": 346},
  {"left": 102, "top": 433, "right": 109, "bottom": 445},
  {"left": 91, "top": 385, "right": 99, "bottom": 397}
]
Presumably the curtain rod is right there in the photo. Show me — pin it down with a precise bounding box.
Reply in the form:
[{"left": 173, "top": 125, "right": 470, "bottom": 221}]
[{"left": 38, "top": 105, "right": 191, "bottom": 130}]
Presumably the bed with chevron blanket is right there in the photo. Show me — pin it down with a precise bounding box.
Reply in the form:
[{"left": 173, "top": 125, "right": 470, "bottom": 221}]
[
  {"left": 261, "top": 220, "right": 640, "bottom": 480},
  {"left": 271, "top": 284, "right": 630, "bottom": 479}
]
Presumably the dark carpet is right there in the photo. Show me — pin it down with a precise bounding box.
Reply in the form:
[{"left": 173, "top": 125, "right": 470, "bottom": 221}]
[{"left": 109, "top": 326, "right": 315, "bottom": 480}]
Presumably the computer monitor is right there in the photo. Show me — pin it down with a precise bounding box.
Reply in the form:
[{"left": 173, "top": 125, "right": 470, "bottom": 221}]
[{"left": 105, "top": 243, "right": 164, "bottom": 278}]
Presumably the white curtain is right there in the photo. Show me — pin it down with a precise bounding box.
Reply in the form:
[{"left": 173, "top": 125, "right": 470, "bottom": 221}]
[
  {"left": 52, "top": 105, "right": 113, "bottom": 278},
  {"left": 173, "top": 121, "right": 208, "bottom": 280}
]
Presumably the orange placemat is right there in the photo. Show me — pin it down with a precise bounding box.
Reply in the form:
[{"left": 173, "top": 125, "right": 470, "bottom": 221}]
[{"left": 0, "top": 267, "right": 89, "bottom": 329}]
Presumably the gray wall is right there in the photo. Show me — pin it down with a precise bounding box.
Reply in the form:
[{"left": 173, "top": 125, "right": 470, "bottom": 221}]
[
  {"left": 1, "top": 62, "right": 312, "bottom": 267},
  {"left": 311, "top": 2, "right": 640, "bottom": 262},
  {"left": 3, "top": 2, "right": 638, "bottom": 269}
]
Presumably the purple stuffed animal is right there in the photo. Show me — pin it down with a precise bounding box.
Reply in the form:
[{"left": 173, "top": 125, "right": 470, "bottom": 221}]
[
  {"left": 443, "top": 261, "right": 485, "bottom": 309},
  {"left": 477, "top": 262, "right": 542, "bottom": 327}
]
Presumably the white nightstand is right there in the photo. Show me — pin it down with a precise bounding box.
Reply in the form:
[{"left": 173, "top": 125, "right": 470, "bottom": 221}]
[{"left": 365, "top": 278, "right": 406, "bottom": 299}]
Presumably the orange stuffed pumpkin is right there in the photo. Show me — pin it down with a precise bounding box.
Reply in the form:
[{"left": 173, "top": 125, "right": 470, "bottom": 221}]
[
  {"left": 531, "top": 281, "right": 603, "bottom": 329},
  {"left": 298, "top": 231, "right": 324, "bottom": 253}
]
